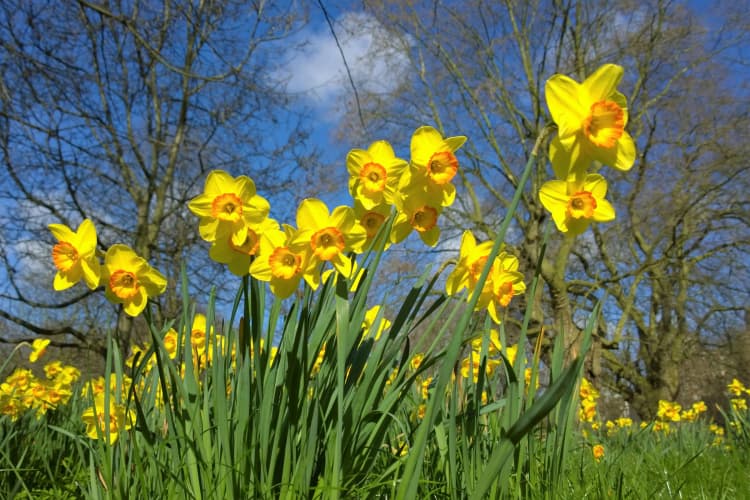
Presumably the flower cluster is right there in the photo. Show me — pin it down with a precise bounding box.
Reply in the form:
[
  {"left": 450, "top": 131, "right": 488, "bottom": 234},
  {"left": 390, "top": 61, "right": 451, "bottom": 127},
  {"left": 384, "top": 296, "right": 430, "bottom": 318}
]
[
  {"left": 445, "top": 231, "right": 525, "bottom": 324},
  {"left": 81, "top": 393, "right": 135, "bottom": 445},
  {"left": 540, "top": 64, "right": 635, "bottom": 236},
  {"left": 725, "top": 378, "right": 749, "bottom": 442},
  {"left": 0, "top": 340, "right": 79, "bottom": 420},
  {"left": 125, "top": 314, "right": 233, "bottom": 377},
  {"left": 188, "top": 126, "right": 467, "bottom": 299},
  {"left": 347, "top": 127, "right": 466, "bottom": 248},
  {"left": 461, "top": 330, "right": 538, "bottom": 388},
  {"left": 578, "top": 377, "right": 600, "bottom": 425},
  {"left": 49, "top": 219, "right": 167, "bottom": 317}
]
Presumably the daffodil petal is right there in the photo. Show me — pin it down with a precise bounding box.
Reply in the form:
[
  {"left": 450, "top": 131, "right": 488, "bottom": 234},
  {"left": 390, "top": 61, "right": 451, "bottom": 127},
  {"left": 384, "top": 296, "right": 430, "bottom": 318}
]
[
  {"left": 53, "top": 272, "right": 76, "bottom": 291},
  {"left": 77, "top": 219, "right": 98, "bottom": 255},
  {"left": 582, "top": 64, "right": 623, "bottom": 104},
  {"left": 593, "top": 199, "right": 616, "bottom": 222},
  {"left": 48, "top": 224, "right": 77, "bottom": 242},
  {"left": 546, "top": 75, "right": 586, "bottom": 139},
  {"left": 297, "top": 198, "right": 329, "bottom": 230},
  {"left": 81, "top": 258, "right": 101, "bottom": 290}
]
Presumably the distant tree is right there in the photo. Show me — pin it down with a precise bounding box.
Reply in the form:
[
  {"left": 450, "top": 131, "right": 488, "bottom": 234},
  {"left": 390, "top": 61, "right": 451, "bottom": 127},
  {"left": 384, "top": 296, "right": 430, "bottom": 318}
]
[
  {"left": 330, "top": 0, "right": 750, "bottom": 418},
  {"left": 0, "top": 0, "right": 318, "bottom": 358}
]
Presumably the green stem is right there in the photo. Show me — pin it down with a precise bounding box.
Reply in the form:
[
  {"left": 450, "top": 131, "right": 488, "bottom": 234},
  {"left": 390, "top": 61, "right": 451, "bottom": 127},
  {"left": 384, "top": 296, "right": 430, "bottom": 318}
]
[{"left": 396, "top": 125, "right": 553, "bottom": 500}]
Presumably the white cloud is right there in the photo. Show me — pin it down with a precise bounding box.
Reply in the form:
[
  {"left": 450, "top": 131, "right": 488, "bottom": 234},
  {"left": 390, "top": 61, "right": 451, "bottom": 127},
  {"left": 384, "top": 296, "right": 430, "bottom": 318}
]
[{"left": 276, "top": 12, "right": 412, "bottom": 111}]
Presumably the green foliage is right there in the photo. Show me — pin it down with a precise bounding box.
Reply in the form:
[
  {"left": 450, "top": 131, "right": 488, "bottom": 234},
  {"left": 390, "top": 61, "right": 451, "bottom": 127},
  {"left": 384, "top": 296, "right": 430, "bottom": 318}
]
[
  {"left": 2, "top": 137, "right": 749, "bottom": 497},
  {"left": 0, "top": 391, "right": 89, "bottom": 498}
]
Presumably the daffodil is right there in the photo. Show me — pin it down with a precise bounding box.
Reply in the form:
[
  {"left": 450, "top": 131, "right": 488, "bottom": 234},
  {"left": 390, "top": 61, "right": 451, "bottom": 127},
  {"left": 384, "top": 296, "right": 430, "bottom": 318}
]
[
  {"left": 353, "top": 199, "right": 392, "bottom": 251},
  {"left": 580, "top": 377, "right": 599, "bottom": 401},
  {"left": 293, "top": 198, "right": 367, "bottom": 277},
  {"left": 579, "top": 399, "right": 598, "bottom": 422},
  {"left": 539, "top": 173, "right": 615, "bottom": 236},
  {"left": 55, "top": 366, "right": 80, "bottom": 386},
  {"left": 29, "top": 339, "right": 50, "bottom": 363},
  {"left": 84, "top": 374, "right": 132, "bottom": 399},
  {"left": 249, "top": 224, "right": 319, "bottom": 299},
  {"left": 43, "top": 361, "right": 63, "bottom": 380},
  {"left": 592, "top": 444, "right": 605, "bottom": 462},
  {"left": 391, "top": 190, "right": 442, "bottom": 247},
  {"left": 470, "top": 329, "right": 502, "bottom": 355},
  {"left": 48, "top": 219, "right": 101, "bottom": 291},
  {"left": 545, "top": 63, "right": 635, "bottom": 180},
  {"left": 162, "top": 328, "right": 180, "bottom": 359},
  {"left": 102, "top": 244, "right": 167, "bottom": 317},
  {"left": 188, "top": 170, "right": 270, "bottom": 246},
  {"left": 446, "top": 231, "right": 525, "bottom": 324},
  {"left": 731, "top": 398, "right": 748, "bottom": 411},
  {"left": 476, "top": 258, "right": 526, "bottom": 324},
  {"left": 460, "top": 352, "right": 500, "bottom": 383},
  {"left": 81, "top": 394, "right": 135, "bottom": 445},
  {"left": 361, "top": 305, "right": 391, "bottom": 341},
  {"left": 656, "top": 400, "right": 682, "bottom": 422},
  {"left": 401, "top": 126, "right": 466, "bottom": 207},
  {"left": 445, "top": 230, "right": 495, "bottom": 296},
  {"left": 728, "top": 378, "right": 746, "bottom": 396},
  {"left": 208, "top": 217, "right": 280, "bottom": 276},
  {"left": 347, "top": 140, "right": 408, "bottom": 210}
]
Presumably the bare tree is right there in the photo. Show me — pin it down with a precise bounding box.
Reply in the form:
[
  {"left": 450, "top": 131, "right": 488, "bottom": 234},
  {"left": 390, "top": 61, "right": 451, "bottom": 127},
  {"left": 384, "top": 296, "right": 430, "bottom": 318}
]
[
  {"left": 0, "top": 0, "right": 318, "bottom": 358},
  {"left": 331, "top": 0, "right": 750, "bottom": 418}
]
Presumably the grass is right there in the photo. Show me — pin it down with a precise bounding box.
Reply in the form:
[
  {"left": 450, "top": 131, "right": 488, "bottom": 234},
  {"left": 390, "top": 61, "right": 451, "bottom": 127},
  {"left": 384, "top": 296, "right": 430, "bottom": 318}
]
[{"left": 1, "top": 125, "right": 748, "bottom": 498}]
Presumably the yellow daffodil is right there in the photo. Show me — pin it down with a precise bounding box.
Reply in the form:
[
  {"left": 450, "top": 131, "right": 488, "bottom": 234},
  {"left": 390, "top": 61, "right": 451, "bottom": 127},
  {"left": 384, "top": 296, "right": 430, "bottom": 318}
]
[
  {"left": 580, "top": 378, "right": 599, "bottom": 401},
  {"left": 2, "top": 369, "right": 32, "bottom": 395},
  {"left": 55, "top": 366, "right": 81, "bottom": 386},
  {"left": 353, "top": 199, "right": 392, "bottom": 251},
  {"left": 190, "top": 313, "right": 223, "bottom": 368},
  {"left": 250, "top": 224, "right": 319, "bottom": 299},
  {"left": 361, "top": 305, "right": 391, "bottom": 341},
  {"left": 28, "top": 338, "right": 50, "bottom": 363},
  {"left": 545, "top": 64, "right": 635, "bottom": 180},
  {"left": 410, "top": 353, "right": 424, "bottom": 371},
  {"left": 460, "top": 352, "right": 500, "bottom": 383},
  {"left": 504, "top": 344, "right": 519, "bottom": 366},
  {"left": 102, "top": 244, "right": 167, "bottom": 317},
  {"left": 656, "top": 400, "right": 682, "bottom": 422},
  {"left": 539, "top": 173, "right": 615, "bottom": 236},
  {"left": 84, "top": 374, "right": 132, "bottom": 399},
  {"left": 311, "top": 343, "right": 327, "bottom": 376},
  {"left": 420, "top": 377, "right": 433, "bottom": 400},
  {"left": 728, "top": 378, "right": 746, "bottom": 396},
  {"left": 592, "top": 444, "right": 605, "bottom": 462},
  {"left": 445, "top": 230, "right": 495, "bottom": 296},
  {"left": 81, "top": 394, "right": 135, "bottom": 445},
  {"left": 293, "top": 198, "right": 367, "bottom": 277},
  {"left": 731, "top": 398, "right": 748, "bottom": 411},
  {"left": 692, "top": 401, "right": 707, "bottom": 414},
  {"left": 470, "top": 329, "right": 503, "bottom": 355},
  {"left": 615, "top": 417, "right": 633, "bottom": 428},
  {"left": 444, "top": 231, "right": 525, "bottom": 323},
  {"left": 208, "top": 217, "right": 280, "bottom": 276},
  {"left": 43, "top": 361, "right": 63, "bottom": 380},
  {"left": 125, "top": 344, "right": 155, "bottom": 372},
  {"left": 579, "top": 399, "right": 598, "bottom": 422},
  {"left": 188, "top": 170, "right": 270, "bottom": 246},
  {"left": 476, "top": 259, "right": 526, "bottom": 324},
  {"left": 402, "top": 126, "right": 466, "bottom": 207},
  {"left": 48, "top": 219, "right": 101, "bottom": 291},
  {"left": 162, "top": 328, "right": 180, "bottom": 359},
  {"left": 391, "top": 190, "right": 442, "bottom": 247},
  {"left": 347, "top": 140, "right": 408, "bottom": 210}
]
